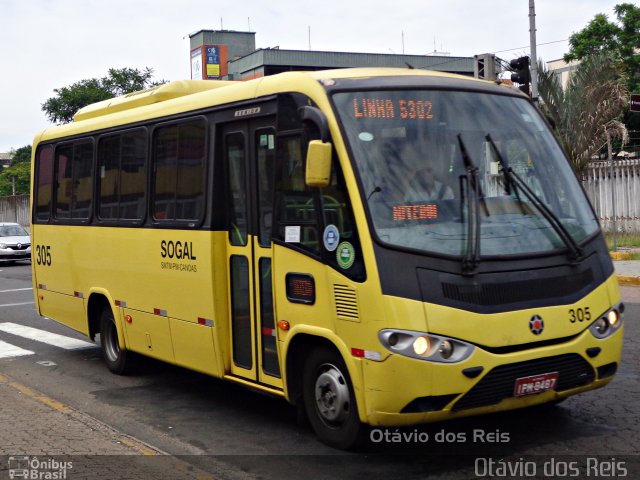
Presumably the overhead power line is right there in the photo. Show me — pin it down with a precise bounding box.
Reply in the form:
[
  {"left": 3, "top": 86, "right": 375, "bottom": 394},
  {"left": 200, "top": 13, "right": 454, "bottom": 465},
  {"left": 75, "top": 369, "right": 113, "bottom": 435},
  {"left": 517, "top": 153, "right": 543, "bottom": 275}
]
[{"left": 492, "top": 39, "right": 568, "bottom": 55}]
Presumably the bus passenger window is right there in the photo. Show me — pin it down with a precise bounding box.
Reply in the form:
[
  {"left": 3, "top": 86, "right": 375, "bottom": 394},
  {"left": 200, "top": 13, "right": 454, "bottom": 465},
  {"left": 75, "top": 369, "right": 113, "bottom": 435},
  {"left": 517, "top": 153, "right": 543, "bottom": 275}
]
[
  {"left": 54, "top": 140, "right": 93, "bottom": 221},
  {"left": 98, "top": 130, "right": 146, "bottom": 222},
  {"left": 72, "top": 142, "right": 93, "bottom": 219},
  {"left": 34, "top": 145, "right": 53, "bottom": 222},
  {"left": 152, "top": 119, "right": 206, "bottom": 223},
  {"left": 54, "top": 145, "right": 72, "bottom": 219}
]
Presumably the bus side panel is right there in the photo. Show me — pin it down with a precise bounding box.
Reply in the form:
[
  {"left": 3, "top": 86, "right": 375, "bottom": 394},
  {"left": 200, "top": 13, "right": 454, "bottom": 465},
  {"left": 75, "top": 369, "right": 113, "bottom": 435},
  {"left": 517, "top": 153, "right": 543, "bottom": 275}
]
[
  {"left": 122, "top": 308, "right": 174, "bottom": 361},
  {"left": 36, "top": 290, "right": 88, "bottom": 336},
  {"left": 32, "top": 224, "right": 88, "bottom": 336},
  {"left": 272, "top": 245, "right": 335, "bottom": 333},
  {"left": 32, "top": 224, "right": 77, "bottom": 302},
  {"left": 170, "top": 318, "right": 220, "bottom": 377}
]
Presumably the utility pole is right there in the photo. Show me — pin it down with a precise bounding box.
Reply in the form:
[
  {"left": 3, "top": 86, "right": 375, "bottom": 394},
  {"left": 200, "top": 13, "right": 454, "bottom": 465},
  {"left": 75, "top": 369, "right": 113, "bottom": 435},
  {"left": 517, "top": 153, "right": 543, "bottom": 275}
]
[
  {"left": 529, "top": 0, "right": 539, "bottom": 102},
  {"left": 607, "top": 130, "right": 617, "bottom": 251}
]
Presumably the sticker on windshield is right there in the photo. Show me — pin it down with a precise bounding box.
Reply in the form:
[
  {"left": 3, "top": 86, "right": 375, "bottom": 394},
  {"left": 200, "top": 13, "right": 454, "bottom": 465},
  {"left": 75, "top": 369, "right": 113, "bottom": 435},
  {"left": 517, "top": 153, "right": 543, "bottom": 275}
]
[
  {"left": 336, "top": 242, "right": 355, "bottom": 269},
  {"left": 323, "top": 225, "right": 340, "bottom": 251},
  {"left": 358, "top": 132, "right": 374, "bottom": 142},
  {"left": 285, "top": 226, "right": 301, "bottom": 243}
]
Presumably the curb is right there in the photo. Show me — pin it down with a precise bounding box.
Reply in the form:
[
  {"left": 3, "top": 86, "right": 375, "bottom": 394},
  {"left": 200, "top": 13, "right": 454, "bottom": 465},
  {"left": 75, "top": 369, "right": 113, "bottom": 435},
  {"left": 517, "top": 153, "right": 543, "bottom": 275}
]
[
  {"left": 617, "top": 275, "right": 640, "bottom": 286},
  {"left": 610, "top": 251, "right": 636, "bottom": 261}
]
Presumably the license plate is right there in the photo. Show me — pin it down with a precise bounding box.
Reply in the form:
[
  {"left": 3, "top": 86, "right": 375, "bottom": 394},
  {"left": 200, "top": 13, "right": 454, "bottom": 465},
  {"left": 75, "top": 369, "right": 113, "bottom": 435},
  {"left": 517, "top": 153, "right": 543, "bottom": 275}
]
[{"left": 513, "top": 372, "right": 559, "bottom": 397}]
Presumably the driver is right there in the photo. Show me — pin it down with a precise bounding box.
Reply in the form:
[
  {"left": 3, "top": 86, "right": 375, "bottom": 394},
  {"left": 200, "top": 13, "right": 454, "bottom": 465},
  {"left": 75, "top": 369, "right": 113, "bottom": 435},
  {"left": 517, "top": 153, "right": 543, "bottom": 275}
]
[{"left": 403, "top": 165, "right": 454, "bottom": 202}]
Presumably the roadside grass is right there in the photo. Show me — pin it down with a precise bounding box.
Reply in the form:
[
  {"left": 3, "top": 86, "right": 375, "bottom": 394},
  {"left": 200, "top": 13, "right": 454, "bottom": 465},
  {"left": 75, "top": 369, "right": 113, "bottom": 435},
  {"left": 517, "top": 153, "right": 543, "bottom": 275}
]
[{"left": 605, "top": 232, "right": 640, "bottom": 259}]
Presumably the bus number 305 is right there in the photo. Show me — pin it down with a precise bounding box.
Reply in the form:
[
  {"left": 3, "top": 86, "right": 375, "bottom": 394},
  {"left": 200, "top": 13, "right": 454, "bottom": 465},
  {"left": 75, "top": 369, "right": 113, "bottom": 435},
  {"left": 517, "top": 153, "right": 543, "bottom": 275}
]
[
  {"left": 568, "top": 307, "right": 591, "bottom": 323},
  {"left": 35, "top": 245, "right": 52, "bottom": 266}
]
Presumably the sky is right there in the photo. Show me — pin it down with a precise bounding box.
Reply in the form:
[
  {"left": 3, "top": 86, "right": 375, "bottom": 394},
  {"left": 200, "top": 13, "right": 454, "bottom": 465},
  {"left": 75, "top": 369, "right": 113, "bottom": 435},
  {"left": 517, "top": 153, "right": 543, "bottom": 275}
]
[{"left": 0, "top": 0, "right": 625, "bottom": 152}]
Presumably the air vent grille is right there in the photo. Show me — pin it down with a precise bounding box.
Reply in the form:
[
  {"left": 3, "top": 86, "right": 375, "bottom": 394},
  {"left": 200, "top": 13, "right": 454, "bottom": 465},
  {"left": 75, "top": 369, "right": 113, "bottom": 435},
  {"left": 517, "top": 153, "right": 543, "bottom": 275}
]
[{"left": 334, "top": 284, "right": 359, "bottom": 322}]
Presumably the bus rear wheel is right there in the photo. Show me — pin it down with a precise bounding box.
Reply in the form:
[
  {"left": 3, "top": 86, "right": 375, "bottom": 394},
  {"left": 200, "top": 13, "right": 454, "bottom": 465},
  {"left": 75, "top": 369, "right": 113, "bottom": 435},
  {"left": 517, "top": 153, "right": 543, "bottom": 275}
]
[
  {"left": 302, "top": 347, "right": 363, "bottom": 450},
  {"left": 99, "top": 307, "right": 131, "bottom": 375}
]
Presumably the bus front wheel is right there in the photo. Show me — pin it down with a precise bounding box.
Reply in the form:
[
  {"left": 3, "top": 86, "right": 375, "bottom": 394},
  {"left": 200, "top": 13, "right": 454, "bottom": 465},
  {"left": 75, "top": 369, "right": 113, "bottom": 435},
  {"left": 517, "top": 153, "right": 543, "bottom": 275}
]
[
  {"left": 99, "top": 307, "right": 131, "bottom": 375},
  {"left": 302, "top": 347, "right": 363, "bottom": 449}
]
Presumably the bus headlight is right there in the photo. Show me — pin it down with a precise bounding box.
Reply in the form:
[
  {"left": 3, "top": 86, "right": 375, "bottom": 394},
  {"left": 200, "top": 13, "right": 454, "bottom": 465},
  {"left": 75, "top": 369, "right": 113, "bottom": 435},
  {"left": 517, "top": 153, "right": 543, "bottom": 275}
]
[
  {"left": 379, "top": 329, "right": 474, "bottom": 363},
  {"left": 589, "top": 303, "right": 624, "bottom": 339},
  {"left": 412, "top": 336, "right": 430, "bottom": 356},
  {"left": 439, "top": 340, "right": 454, "bottom": 359}
]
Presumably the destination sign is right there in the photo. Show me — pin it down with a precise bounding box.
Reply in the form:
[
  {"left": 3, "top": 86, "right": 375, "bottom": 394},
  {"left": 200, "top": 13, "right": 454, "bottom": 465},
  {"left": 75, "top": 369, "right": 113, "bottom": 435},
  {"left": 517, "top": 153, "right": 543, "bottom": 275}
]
[
  {"left": 393, "top": 204, "right": 438, "bottom": 221},
  {"left": 352, "top": 98, "right": 433, "bottom": 120}
]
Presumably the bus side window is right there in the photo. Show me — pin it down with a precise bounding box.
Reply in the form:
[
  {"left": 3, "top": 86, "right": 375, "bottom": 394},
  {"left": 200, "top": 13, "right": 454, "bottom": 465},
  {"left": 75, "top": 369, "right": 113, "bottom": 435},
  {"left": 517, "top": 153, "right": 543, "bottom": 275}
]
[
  {"left": 97, "top": 129, "right": 147, "bottom": 223},
  {"left": 152, "top": 118, "right": 207, "bottom": 223},
  {"left": 225, "top": 132, "right": 248, "bottom": 246},
  {"left": 72, "top": 141, "right": 93, "bottom": 220},
  {"left": 53, "top": 140, "right": 93, "bottom": 221},
  {"left": 274, "top": 135, "right": 319, "bottom": 253},
  {"left": 256, "top": 128, "right": 276, "bottom": 247},
  {"left": 321, "top": 161, "right": 365, "bottom": 281},
  {"left": 34, "top": 145, "right": 54, "bottom": 223},
  {"left": 54, "top": 145, "right": 72, "bottom": 219}
]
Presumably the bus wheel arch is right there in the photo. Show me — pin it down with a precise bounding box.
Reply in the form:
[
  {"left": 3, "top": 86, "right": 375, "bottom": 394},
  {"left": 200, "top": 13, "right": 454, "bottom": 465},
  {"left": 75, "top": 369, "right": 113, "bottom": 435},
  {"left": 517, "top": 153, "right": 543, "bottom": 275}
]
[
  {"left": 87, "top": 293, "right": 111, "bottom": 342},
  {"left": 286, "top": 334, "right": 365, "bottom": 449},
  {"left": 87, "top": 293, "right": 131, "bottom": 375}
]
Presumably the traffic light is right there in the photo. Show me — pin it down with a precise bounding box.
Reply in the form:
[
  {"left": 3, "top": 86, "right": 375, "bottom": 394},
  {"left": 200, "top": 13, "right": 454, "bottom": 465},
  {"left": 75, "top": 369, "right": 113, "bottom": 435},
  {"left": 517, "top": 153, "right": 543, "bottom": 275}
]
[{"left": 510, "top": 56, "right": 531, "bottom": 96}]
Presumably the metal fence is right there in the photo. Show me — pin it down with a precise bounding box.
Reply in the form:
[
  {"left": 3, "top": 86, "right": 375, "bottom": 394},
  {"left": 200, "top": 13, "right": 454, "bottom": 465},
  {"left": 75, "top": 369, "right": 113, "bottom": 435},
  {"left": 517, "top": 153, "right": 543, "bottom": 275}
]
[{"left": 582, "top": 159, "right": 640, "bottom": 233}]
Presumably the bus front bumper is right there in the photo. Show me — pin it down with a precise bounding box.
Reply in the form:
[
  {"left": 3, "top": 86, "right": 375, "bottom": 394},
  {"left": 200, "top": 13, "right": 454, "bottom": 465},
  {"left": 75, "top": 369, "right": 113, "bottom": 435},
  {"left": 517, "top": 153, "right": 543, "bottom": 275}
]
[{"left": 359, "top": 325, "right": 623, "bottom": 427}]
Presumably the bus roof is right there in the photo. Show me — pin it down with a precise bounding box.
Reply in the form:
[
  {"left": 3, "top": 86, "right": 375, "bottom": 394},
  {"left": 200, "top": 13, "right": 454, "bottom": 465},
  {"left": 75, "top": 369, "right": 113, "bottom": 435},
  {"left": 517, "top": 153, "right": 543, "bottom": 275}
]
[
  {"left": 73, "top": 80, "right": 236, "bottom": 122},
  {"left": 35, "top": 68, "right": 502, "bottom": 145}
]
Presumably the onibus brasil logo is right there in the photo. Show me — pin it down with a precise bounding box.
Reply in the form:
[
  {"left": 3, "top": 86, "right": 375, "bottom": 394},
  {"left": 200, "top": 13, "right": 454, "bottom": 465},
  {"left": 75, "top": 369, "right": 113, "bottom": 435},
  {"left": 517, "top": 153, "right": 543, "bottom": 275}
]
[{"left": 8, "top": 456, "right": 73, "bottom": 479}]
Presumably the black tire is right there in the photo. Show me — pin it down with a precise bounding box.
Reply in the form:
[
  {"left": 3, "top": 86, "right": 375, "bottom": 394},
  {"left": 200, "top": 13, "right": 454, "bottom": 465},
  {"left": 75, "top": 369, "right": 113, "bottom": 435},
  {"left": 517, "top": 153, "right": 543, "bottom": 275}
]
[
  {"left": 302, "top": 347, "right": 364, "bottom": 450},
  {"left": 99, "top": 306, "right": 131, "bottom": 375}
]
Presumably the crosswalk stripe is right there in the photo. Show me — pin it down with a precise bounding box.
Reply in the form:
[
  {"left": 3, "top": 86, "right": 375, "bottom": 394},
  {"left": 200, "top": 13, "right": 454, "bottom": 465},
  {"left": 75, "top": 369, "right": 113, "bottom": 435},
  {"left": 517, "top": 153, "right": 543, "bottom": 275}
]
[
  {"left": 0, "top": 322, "right": 95, "bottom": 350},
  {"left": 0, "top": 339, "right": 34, "bottom": 358},
  {"left": 0, "top": 302, "right": 35, "bottom": 308}
]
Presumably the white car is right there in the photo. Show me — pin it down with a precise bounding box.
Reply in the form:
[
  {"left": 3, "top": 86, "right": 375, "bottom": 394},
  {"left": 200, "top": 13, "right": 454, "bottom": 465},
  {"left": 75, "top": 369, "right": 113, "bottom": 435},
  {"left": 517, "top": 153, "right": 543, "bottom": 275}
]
[{"left": 0, "top": 223, "right": 31, "bottom": 262}]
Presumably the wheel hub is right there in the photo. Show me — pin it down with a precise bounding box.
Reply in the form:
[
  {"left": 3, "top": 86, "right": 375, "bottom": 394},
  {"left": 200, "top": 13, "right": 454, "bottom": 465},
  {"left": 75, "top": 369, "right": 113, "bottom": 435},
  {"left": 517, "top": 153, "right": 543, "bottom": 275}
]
[{"left": 314, "top": 365, "right": 350, "bottom": 425}]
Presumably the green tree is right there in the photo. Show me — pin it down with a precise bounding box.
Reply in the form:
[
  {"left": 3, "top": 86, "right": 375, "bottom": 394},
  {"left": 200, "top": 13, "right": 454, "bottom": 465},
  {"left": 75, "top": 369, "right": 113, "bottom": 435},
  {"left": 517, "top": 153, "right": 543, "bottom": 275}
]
[
  {"left": 564, "top": 3, "right": 640, "bottom": 93},
  {"left": 537, "top": 54, "right": 629, "bottom": 174},
  {"left": 0, "top": 162, "right": 31, "bottom": 196},
  {"left": 42, "top": 67, "right": 165, "bottom": 124},
  {"left": 10, "top": 145, "right": 32, "bottom": 164}
]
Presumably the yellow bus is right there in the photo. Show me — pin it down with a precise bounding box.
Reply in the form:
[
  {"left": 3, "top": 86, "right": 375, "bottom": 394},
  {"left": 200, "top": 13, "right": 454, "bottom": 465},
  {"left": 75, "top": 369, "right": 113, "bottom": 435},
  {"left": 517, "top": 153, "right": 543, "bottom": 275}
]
[{"left": 31, "top": 68, "right": 624, "bottom": 449}]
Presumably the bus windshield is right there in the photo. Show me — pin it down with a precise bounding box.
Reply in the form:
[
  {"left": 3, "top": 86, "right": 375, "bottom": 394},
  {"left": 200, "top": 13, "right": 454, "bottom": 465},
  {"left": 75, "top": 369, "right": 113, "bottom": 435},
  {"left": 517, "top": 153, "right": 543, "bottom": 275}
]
[{"left": 332, "top": 89, "right": 599, "bottom": 258}]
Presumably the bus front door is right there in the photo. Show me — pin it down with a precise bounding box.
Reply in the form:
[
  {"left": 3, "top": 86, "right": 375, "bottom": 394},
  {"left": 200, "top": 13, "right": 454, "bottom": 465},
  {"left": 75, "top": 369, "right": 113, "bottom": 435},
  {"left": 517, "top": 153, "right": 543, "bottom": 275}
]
[{"left": 223, "top": 117, "right": 282, "bottom": 390}]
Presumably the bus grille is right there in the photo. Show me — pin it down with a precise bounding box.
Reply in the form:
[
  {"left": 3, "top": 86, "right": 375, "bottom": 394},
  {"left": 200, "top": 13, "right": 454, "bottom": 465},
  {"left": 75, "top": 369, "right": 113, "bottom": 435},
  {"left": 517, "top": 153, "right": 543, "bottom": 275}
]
[
  {"left": 452, "top": 354, "right": 595, "bottom": 411},
  {"left": 334, "top": 284, "right": 360, "bottom": 322},
  {"left": 441, "top": 269, "right": 594, "bottom": 307}
]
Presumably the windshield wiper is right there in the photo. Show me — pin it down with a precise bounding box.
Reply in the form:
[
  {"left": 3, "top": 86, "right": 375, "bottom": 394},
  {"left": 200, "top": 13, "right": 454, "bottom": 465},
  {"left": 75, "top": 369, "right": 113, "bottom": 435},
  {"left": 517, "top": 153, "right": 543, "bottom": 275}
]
[
  {"left": 457, "top": 134, "right": 486, "bottom": 275},
  {"left": 485, "top": 134, "right": 583, "bottom": 261}
]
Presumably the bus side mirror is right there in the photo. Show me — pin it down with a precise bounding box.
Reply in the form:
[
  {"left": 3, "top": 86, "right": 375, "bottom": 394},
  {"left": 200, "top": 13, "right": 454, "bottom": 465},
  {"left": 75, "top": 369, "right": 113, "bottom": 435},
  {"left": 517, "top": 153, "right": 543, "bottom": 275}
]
[{"left": 305, "top": 140, "right": 332, "bottom": 187}]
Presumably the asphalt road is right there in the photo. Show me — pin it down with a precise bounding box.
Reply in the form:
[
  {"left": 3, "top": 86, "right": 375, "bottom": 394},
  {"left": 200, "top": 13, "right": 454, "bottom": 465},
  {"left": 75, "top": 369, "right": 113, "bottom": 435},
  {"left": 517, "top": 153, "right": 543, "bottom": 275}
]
[{"left": 0, "top": 262, "right": 638, "bottom": 479}]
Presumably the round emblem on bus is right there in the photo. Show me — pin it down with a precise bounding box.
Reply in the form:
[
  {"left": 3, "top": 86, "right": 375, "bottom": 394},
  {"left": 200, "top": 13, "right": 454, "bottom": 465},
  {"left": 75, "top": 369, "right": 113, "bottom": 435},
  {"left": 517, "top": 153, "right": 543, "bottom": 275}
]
[{"left": 529, "top": 315, "right": 544, "bottom": 335}]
